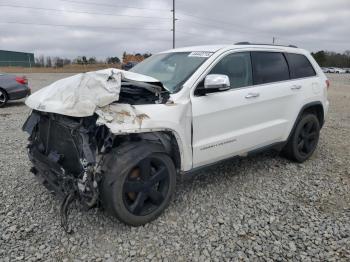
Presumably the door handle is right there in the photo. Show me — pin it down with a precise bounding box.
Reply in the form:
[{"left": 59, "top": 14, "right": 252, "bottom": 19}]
[
  {"left": 245, "top": 93, "right": 260, "bottom": 99},
  {"left": 291, "top": 85, "right": 302, "bottom": 90}
]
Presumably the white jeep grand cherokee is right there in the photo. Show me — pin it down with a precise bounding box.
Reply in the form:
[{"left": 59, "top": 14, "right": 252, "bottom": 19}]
[{"left": 23, "top": 43, "right": 329, "bottom": 230}]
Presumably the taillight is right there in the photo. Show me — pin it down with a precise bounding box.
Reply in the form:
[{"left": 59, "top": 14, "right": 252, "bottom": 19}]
[
  {"left": 326, "top": 79, "right": 330, "bottom": 89},
  {"left": 16, "top": 76, "right": 28, "bottom": 85}
]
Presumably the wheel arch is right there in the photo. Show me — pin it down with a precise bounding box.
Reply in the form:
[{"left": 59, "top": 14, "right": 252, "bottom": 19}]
[
  {"left": 137, "top": 131, "right": 182, "bottom": 173},
  {"left": 301, "top": 102, "right": 324, "bottom": 127},
  {"left": 103, "top": 130, "right": 182, "bottom": 185},
  {"left": 288, "top": 101, "right": 324, "bottom": 142}
]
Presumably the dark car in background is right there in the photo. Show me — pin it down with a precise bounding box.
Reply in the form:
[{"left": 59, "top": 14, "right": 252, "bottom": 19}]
[
  {"left": 0, "top": 73, "right": 30, "bottom": 107},
  {"left": 122, "top": 61, "right": 139, "bottom": 71}
]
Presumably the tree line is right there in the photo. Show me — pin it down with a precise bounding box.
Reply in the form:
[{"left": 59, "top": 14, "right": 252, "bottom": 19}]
[
  {"left": 311, "top": 50, "right": 350, "bottom": 68},
  {"left": 33, "top": 50, "right": 350, "bottom": 68},
  {"left": 34, "top": 52, "right": 152, "bottom": 67}
]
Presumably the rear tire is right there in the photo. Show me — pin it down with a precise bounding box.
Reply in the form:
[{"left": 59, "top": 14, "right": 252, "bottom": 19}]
[
  {"left": 282, "top": 114, "right": 320, "bottom": 163},
  {"left": 0, "top": 89, "right": 8, "bottom": 108},
  {"left": 101, "top": 150, "right": 176, "bottom": 226}
]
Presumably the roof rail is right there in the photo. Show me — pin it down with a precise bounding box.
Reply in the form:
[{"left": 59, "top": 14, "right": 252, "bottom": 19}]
[{"left": 234, "top": 42, "right": 298, "bottom": 48}]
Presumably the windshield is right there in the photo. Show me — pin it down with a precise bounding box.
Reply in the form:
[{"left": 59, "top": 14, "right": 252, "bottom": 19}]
[{"left": 130, "top": 52, "right": 210, "bottom": 93}]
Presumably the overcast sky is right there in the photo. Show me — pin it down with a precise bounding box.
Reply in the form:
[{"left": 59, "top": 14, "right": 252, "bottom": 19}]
[{"left": 0, "top": 0, "right": 349, "bottom": 60}]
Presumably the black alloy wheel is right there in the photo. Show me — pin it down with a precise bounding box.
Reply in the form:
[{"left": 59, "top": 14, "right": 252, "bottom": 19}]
[
  {"left": 101, "top": 151, "right": 176, "bottom": 226},
  {"left": 296, "top": 120, "right": 319, "bottom": 157},
  {"left": 283, "top": 114, "right": 320, "bottom": 162},
  {"left": 123, "top": 157, "right": 170, "bottom": 216}
]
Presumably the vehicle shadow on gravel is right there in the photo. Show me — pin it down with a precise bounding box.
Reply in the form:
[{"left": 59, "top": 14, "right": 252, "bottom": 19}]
[
  {"left": 178, "top": 150, "right": 285, "bottom": 190},
  {"left": 1, "top": 100, "right": 26, "bottom": 108},
  {"left": 25, "top": 139, "right": 340, "bottom": 236},
  {"left": 72, "top": 150, "right": 287, "bottom": 231}
]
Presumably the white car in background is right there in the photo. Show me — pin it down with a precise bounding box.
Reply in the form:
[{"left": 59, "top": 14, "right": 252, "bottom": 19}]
[
  {"left": 23, "top": 43, "right": 330, "bottom": 229},
  {"left": 325, "top": 67, "right": 335, "bottom": 73},
  {"left": 333, "top": 68, "right": 346, "bottom": 73},
  {"left": 327, "top": 67, "right": 346, "bottom": 73},
  {"left": 322, "top": 67, "right": 329, "bottom": 73}
]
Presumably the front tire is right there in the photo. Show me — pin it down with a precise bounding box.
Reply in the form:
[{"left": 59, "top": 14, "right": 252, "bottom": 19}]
[
  {"left": 282, "top": 114, "right": 320, "bottom": 162},
  {"left": 101, "top": 151, "right": 176, "bottom": 226}
]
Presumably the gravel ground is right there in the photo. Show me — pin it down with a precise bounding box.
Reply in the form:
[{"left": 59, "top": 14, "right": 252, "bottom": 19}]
[{"left": 0, "top": 73, "right": 349, "bottom": 261}]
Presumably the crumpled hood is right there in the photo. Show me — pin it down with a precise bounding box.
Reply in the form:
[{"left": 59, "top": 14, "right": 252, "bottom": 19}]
[{"left": 25, "top": 68, "right": 162, "bottom": 117}]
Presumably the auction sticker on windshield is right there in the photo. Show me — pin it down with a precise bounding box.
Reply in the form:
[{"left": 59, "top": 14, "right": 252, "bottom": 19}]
[{"left": 188, "top": 51, "right": 213, "bottom": 58}]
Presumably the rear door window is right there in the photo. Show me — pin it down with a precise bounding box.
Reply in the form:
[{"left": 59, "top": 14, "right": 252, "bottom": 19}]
[
  {"left": 251, "top": 52, "right": 290, "bottom": 85},
  {"left": 285, "top": 53, "right": 316, "bottom": 79}
]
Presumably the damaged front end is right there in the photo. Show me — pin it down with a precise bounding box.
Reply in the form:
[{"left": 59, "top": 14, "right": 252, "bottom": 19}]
[
  {"left": 22, "top": 68, "right": 178, "bottom": 233},
  {"left": 23, "top": 111, "right": 109, "bottom": 232},
  {"left": 23, "top": 111, "right": 103, "bottom": 200}
]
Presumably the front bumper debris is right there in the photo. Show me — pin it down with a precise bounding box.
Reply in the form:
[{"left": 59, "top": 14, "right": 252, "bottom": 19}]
[{"left": 23, "top": 111, "right": 104, "bottom": 233}]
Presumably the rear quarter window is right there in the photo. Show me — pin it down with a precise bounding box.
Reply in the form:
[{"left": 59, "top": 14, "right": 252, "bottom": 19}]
[
  {"left": 251, "top": 52, "right": 290, "bottom": 85},
  {"left": 285, "top": 53, "right": 316, "bottom": 79}
]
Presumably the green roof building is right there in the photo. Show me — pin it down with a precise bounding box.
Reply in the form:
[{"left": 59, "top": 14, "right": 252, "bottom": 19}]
[{"left": 0, "top": 50, "right": 35, "bottom": 67}]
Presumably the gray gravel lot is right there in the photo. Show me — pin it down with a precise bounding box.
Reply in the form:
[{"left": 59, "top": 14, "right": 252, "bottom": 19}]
[{"left": 0, "top": 73, "right": 349, "bottom": 261}]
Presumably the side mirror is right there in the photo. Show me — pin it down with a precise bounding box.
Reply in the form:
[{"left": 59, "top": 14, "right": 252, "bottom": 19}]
[{"left": 204, "top": 74, "right": 230, "bottom": 92}]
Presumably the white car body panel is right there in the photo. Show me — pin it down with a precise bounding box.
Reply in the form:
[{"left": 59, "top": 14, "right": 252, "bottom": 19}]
[
  {"left": 25, "top": 44, "right": 329, "bottom": 173},
  {"left": 191, "top": 83, "right": 291, "bottom": 167},
  {"left": 95, "top": 102, "right": 193, "bottom": 171}
]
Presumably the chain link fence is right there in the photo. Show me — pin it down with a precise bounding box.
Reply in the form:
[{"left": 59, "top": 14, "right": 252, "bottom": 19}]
[{"left": 0, "top": 60, "right": 33, "bottom": 67}]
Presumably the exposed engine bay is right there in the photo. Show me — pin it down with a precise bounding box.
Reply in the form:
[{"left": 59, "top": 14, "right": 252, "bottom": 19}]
[{"left": 118, "top": 80, "right": 169, "bottom": 105}]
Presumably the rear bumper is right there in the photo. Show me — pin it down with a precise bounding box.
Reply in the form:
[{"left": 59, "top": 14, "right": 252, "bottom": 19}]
[{"left": 8, "top": 85, "right": 31, "bottom": 100}]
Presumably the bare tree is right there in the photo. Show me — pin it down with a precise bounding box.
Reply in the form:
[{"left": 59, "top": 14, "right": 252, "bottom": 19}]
[
  {"left": 53, "top": 57, "right": 64, "bottom": 68},
  {"left": 46, "top": 57, "right": 52, "bottom": 67},
  {"left": 63, "top": 58, "right": 71, "bottom": 66}
]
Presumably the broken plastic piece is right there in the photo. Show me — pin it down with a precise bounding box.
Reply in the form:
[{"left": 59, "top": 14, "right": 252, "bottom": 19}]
[{"left": 60, "top": 192, "right": 76, "bottom": 234}]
